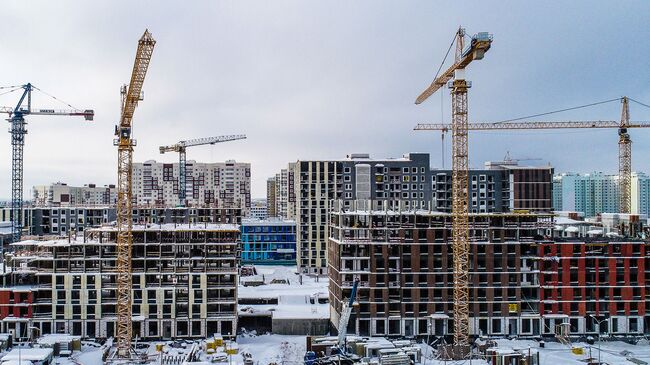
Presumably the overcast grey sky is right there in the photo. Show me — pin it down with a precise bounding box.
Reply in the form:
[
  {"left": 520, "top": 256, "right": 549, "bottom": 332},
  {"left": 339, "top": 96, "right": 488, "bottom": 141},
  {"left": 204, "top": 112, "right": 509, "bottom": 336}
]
[{"left": 1, "top": 1, "right": 649, "bottom": 199}]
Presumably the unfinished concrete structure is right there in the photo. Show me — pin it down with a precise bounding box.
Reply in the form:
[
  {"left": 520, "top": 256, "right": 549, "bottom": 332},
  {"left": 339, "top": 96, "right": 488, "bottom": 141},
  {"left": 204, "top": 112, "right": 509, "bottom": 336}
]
[
  {"left": 284, "top": 153, "right": 553, "bottom": 275},
  {"left": 328, "top": 200, "right": 649, "bottom": 338},
  {"left": 0, "top": 207, "right": 242, "bottom": 241},
  {"left": 4, "top": 224, "right": 239, "bottom": 340}
]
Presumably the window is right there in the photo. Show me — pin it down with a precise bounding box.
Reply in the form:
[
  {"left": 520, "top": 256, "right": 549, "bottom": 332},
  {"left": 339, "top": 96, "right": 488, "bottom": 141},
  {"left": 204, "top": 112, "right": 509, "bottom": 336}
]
[
  {"left": 491, "top": 318, "right": 502, "bottom": 334},
  {"left": 344, "top": 167, "right": 351, "bottom": 173},
  {"left": 412, "top": 167, "right": 417, "bottom": 173},
  {"left": 345, "top": 184, "right": 352, "bottom": 191},
  {"left": 413, "top": 175, "right": 418, "bottom": 182},
  {"left": 344, "top": 175, "right": 351, "bottom": 182},
  {"left": 421, "top": 167, "right": 425, "bottom": 173},
  {"left": 402, "top": 167, "right": 409, "bottom": 173}
]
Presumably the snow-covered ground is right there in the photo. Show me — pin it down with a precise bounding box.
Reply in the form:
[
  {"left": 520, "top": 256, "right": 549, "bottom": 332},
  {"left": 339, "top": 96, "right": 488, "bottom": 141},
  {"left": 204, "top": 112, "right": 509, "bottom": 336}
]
[
  {"left": 239, "top": 265, "right": 330, "bottom": 320},
  {"left": 4, "top": 334, "right": 648, "bottom": 365}
]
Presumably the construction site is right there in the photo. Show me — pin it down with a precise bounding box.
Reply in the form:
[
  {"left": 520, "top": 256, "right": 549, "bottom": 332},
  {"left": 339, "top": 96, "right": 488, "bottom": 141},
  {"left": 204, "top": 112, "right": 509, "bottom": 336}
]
[{"left": 0, "top": 3, "right": 649, "bottom": 365}]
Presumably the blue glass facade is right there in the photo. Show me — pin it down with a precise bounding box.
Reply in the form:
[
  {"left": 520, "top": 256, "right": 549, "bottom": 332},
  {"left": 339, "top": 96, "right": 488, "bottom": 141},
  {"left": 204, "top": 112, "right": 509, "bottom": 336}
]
[{"left": 240, "top": 220, "right": 296, "bottom": 265}]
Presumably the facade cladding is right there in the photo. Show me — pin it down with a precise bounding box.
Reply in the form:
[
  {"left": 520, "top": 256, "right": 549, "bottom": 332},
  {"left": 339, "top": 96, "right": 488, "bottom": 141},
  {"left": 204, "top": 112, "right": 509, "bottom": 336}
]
[
  {"left": 240, "top": 218, "right": 297, "bottom": 265},
  {"left": 328, "top": 200, "right": 649, "bottom": 338},
  {"left": 1, "top": 207, "right": 242, "bottom": 239},
  {"left": 132, "top": 160, "right": 251, "bottom": 213},
  {"left": 287, "top": 153, "right": 553, "bottom": 274},
  {"left": 3, "top": 225, "right": 240, "bottom": 341}
]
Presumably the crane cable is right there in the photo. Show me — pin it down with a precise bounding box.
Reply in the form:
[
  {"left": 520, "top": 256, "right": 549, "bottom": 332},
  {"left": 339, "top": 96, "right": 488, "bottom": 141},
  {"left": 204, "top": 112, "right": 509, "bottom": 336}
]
[
  {"left": 629, "top": 97, "right": 650, "bottom": 110},
  {"left": 30, "top": 85, "right": 81, "bottom": 110},
  {"left": 494, "top": 97, "right": 621, "bottom": 124},
  {"left": 0, "top": 87, "right": 22, "bottom": 98}
]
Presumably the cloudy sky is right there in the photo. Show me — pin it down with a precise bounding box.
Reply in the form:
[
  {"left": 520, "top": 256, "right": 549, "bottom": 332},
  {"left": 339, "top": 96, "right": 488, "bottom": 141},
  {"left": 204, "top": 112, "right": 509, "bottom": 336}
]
[{"left": 1, "top": 1, "right": 649, "bottom": 199}]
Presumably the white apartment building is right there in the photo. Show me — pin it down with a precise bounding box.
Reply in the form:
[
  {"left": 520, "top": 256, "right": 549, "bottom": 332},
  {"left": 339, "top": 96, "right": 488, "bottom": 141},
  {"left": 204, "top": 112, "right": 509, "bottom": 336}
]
[
  {"left": 274, "top": 167, "right": 292, "bottom": 219},
  {"left": 32, "top": 182, "right": 116, "bottom": 207},
  {"left": 132, "top": 160, "right": 251, "bottom": 212},
  {"left": 249, "top": 199, "right": 268, "bottom": 220},
  {"left": 632, "top": 172, "right": 650, "bottom": 216}
]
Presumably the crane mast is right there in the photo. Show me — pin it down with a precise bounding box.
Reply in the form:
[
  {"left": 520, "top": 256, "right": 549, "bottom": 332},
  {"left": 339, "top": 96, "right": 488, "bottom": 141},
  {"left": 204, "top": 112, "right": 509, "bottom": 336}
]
[
  {"left": 619, "top": 97, "right": 631, "bottom": 213},
  {"left": 415, "top": 27, "right": 492, "bottom": 355},
  {"left": 414, "top": 97, "right": 647, "bottom": 215},
  {"left": 159, "top": 134, "right": 247, "bottom": 207},
  {"left": 3, "top": 83, "right": 93, "bottom": 242},
  {"left": 113, "top": 30, "right": 155, "bottom": 358}
]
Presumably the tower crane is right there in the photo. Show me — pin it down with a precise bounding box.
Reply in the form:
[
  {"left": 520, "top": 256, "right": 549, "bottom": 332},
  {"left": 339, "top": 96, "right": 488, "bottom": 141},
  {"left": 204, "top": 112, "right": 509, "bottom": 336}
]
[
  {"left": 414, "top": 97, "right": 650, "bottom": 213},
  {"left": 2, "top": 83, "right": 93, "bottom": 242},
  {"left": 159, "top": 134, "right": 247, "bottom": 207},
  {"left": 113, "top": 30, "right": 155, "bottom": 358},
  {"left": 414, "top": 27, "right": 492, "bottom": 354}
]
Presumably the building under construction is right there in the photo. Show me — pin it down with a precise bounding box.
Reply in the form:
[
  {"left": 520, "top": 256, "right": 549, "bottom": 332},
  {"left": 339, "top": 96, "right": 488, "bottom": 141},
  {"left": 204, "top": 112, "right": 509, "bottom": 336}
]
[
  {"left": 2, "top": 224, "right": 240, "bottom": 341},
  {"left": 328, "top": 200, "right": 649, "bottom": 339}
]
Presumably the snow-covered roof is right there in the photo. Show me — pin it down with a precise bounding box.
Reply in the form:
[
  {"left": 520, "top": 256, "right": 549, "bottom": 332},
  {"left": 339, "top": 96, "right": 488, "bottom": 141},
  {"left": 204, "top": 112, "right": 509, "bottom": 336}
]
[
  {"left": 1, "top": 348, "right": 53, "bottom": 361},
  {"left": 241, "top": 218, "right": 295, "bottom": 225},
  {"left": 90, "top": 223, "right": 240, "bottom": 232}
]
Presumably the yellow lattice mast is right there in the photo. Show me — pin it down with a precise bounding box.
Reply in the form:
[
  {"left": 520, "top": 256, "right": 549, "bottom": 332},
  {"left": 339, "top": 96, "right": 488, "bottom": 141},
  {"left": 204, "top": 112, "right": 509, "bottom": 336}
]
[
  {"left": 114, "top": 29, "right": 155, "bottom": 358},
  {"left": 619, "top": 96, "right": 631, "bottom": 213},
  {"left": 415, "top": 27, "right": 492, "bottom": 356}
]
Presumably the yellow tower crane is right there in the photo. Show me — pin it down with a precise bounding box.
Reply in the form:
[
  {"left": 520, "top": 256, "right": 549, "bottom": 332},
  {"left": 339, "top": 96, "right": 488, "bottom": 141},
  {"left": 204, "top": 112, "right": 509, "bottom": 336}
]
[
  {"left": 113, "top": 30, "right": 156, "bottom": 358},
  {"left": 414, "top": 97, "right": 650, "bottom": 214},
  {"left": 414, "top": 27, "right": 492, "bottom": 355}
]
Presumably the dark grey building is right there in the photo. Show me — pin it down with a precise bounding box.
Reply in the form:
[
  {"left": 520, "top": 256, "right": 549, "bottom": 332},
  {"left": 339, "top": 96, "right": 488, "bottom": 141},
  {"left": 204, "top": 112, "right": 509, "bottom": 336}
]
[{"left": 288, "top": 153, "right": 554, "bottom": 274}]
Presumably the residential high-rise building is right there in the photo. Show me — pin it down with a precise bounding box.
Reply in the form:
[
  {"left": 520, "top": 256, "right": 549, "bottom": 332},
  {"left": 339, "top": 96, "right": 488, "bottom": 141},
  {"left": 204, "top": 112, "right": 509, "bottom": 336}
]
[
  {"left": 32, "top": 182, "right": 116, "bottom": 207},
  {"left": 328, "top": 200, "right": 648, "bottom": 337},
  {"left": 4, "top": 224, "right": 240, "bottom": 340},
  {"left": 132, "top": 160, "right": 251, "bottom": 212},
  {"left": 484, "top": 160, "right": 554, "bottom": 212},
  {"left": 274, "top": 167, "right": 292, "bottom": 219},
  {"left": 632, "top": 172, "right": 650, "bottom": 216},
  {"left": 287, "top": 153, "right": 553, "bottom": 274},
  {"left": 266, "top": 177, "right": 277, "bottom": 218},
  {"left": 553, "top": 172, "right": 619, "bottom": 217}
]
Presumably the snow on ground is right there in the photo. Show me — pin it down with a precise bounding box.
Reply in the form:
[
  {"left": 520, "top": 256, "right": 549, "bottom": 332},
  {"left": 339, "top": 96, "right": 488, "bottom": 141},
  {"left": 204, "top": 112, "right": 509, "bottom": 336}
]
[
  {"left": 238, "top": 333, "right": 306, "bottom": 365},
  {"left": 10, "top": 335, "right": 648, "bottom": 365},
  {"left": 239, "top": 265, "right": 328, "bottom": 298},
  {"left": 239, "top": 265, "right": 330, "bottom": 320}
]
